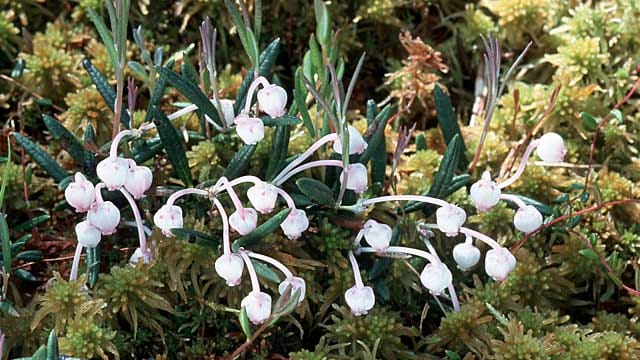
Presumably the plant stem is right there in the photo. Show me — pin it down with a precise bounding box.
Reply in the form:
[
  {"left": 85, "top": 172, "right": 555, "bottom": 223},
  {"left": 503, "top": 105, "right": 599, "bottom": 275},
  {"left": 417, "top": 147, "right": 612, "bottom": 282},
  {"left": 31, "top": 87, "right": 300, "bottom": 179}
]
[
  {"left": 243, "top": 76, "right": 271, "bottom": 114},
  {"left": 499, "top": 194, "right": 527, "bottom": 209},
  {"left": 240, "top": 250, "right": 261, "bottom": 292},
  {"left": 459, "top": 227, "right": 501, "bottom": 249},
  {"left": 69, "top": 244, "right": 84, "bottom": 281},
  {"left": 166, "top": 188, "right": 210, "bottom": 206},
  {"left": 275, "top": 188, "right": 296, "bottom": 209},
  {"left": 359, "top": 195, "right": 450, "bottom": 208},
  {"left": 271, "top": 133, "right": 339, "bottom": 184},
  {"left": 119, "top": 188, "right": 147, "bottom": 252},
  {"left": 498, "top": 140, "right": 538, "bottom": 189},
  {"left": 112, "top": 66, "right": 125, "bottom": 139},
  {"left": 347, "top": 250, "right": 365, "bottom": 288},
  {"left": 274, "top": 159, "right": 343, "bottom": 186},
  {"left": 212, "top": 197, "right": 231, "bottom": 255},
  {"left": 247, "top": 251, "right": 293, "bottom": 278},
  {"left": 109, "top": 129, "right": 135, "bottom": 159}
]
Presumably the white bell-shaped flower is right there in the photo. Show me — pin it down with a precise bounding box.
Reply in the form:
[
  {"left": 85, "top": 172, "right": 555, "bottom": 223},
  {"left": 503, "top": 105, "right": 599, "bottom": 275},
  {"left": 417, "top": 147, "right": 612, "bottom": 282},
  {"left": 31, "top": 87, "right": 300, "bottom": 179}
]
[
  {"left": 280, "top": 208, "right": 309, "bottom": 239},
  {"left": 340, "top": 163, "right": 368, "bottom": 193},
  {"left": 485, "top": 247, "right": 517, "bottom": 281},
  {"left": 420, "top": 262, "right": 453, "bottom": 295},
  {"left": 129, "top": 247, "right": 152, "bottom": 265},
  {"left": 75, "top": 220, "right": 101, "bottom": 248},
  {"left": 257, "top": 84, "right": 287, "bottom": 118},
  {"left": 470, "top": 171, "right": 501, "bottom": 211},
  {"left": 278, "top": 276, "right": 307, "bottom": 304},
  {"left": 65, "top": 173, "right": 96, "bottom": 213},
  {"left": 345, "top": 285, "right": 375, "bottom": 316},
  {"left": 234, "top": 114, "right": 265, "bottom": 145},
  {"left": 153, "top": 205, "right": 183, "bottom": 236},
  {"left": 215, "top": 99, "right": 236, "bottom": 126},
  {"left": 247, "top": 182, "right": 279, "bottom": 214},
  {"left": 241, "top": 291, "right": 273, "bottom": 324},
  {"left": 229, "top": 208, "right": 259, "bottom": 235},
  {"left": 96, "top": 157, "right": 129, "bottom": 190},
  {"left": 513, "top": 205, "right": 543, "bottom": 234},
  {"left": 124, "top": 161, "right": 153, "bottom": 199},
  {"left": 87, "top": 201, "right": 120, "bottom": 235},
  {"left": 536, "top": 132, "right": 566, "bottom": 163},
  {"left": 436, "top": 204, "right": 467, "bottom": 237},
  {"left": 453, "top": 241, "right": 481, "bottom": 271},
  {"left": 362, "top": 219, "right": 392, "bottom": 252},
  {"left": 214, "top": 253, "right": 245, "bottom": 286},
  {"left": 332, "top": 125, "right": 368, "bottom": 155}
]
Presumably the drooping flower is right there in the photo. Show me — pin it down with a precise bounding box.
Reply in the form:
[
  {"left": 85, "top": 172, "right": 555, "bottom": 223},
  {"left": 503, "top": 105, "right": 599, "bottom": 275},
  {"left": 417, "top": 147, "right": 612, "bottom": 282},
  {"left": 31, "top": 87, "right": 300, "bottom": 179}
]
[
  {"left": 129, "top": 247, "right": 152, "bottom": 264},
  {"left": 241, "top": 291, "right": 273, "bottom": 324},
  {"left": 470, "top": 171, "right": 501, "bottom": 211},
  {"left": 96, "top": 157, "right": 129, "bottom": 191},
  {"left": 485, "top": 247, "right": 517, "bottom": 281},
  {"left": 87, "top": 201, "right": 120, "bottom": 235},
  {"left": 513, "top": 205, "right": 543, "bottom": 234},
  {"left": 436, "top": 204, "right": 467, "bottom": 236},
  {"left": 420, "top": 262, "right": 453, "bottom": 295},
  {"left": 536, "top": 132, "right": 566, "bottom": 163},
  {"left": 344, "top": 285, "right": 375, "bottom": 316},
  {"left": 214, "top": 253, "right": 245, "bottom": 286},
  {"left": 64, "top": 173, "right": 96, "bottom": 213},
  {"left": 75, "top": 220, "right": 101, "bottom": 248},
  {"left": 257, "top": 84, "right": 288, "bottom": 117},
  {"left": 333, "top": 125, "right": 368, "bottom": 155},
  {"left": 280, "top": 208, "right": 309, "bottom": 239},
  {"left": 247, "top": 182, "right": 279, "bottom": 214},
  {"left": 234, "top": 114, "right": 265, "bottom": 145},
  {"left": 362, "top": 219, "right": 392, "bottom": 252},
  {"left": 278, "top": 276, "right": 307, "bottom": 304},
  {"left": 229, "top": 208, "right": 259, "bottom": 235},
  {"left": 452, "top": 241, "right": 481, "bottom": 271},
  {"left": 153, "top": 205, "right": 183, "bottom": 236},
  {"left": 124, "top": 161, "right": 153, "bottom": 199},
  {"left": 340, "top": 163, "right": 369, "bottom": 193}
]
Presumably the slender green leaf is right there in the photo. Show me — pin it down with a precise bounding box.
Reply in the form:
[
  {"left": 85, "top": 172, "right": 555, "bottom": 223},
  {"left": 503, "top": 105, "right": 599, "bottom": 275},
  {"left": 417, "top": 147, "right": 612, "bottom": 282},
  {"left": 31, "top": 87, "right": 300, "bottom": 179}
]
[
  {"left": 151, "top": 107, "right": 193, "bottom": 186},
  {"left": 127, "top": 60, "right": 148, "bottom": 80},
  {"left": 87, "top": 8, "right": 118, "bottom": 70},
  {"left": 222, "top": 144, "right": 256, "bottom": 179},
  {"left": 429, "top": 134, "right": 462, "bottom": 198},
  {"left": 0, "top": 214, "right": 10, "bottom": 274},
  {"left": 581, "top": 112, "right": 598, "bottom": 132},
  {"left": 232, "top": 208, "right": 291, "bottom": 251},
  {"left": 144, "top": 60, "right": 175, "bottom": 124},
  {"left": 82, "top": 59, "right": 130, "bottom": 128},
  {"left": 313, "top": 0, "right": 330, "bottom": 47},
  {"left": 434, "top": 85, "right": 466, "bottom": 169},
  {"left": 14, "top": 215, "right": 50, "bottom": 232},
  {"left": 579, "top": 249, "right": 600, "bottom": 261},
  {"left": 501, "top": 193, "right": 553, "bottom": 216},
  {"left": 295, "top": 68, "right": 315, "bottom": 136},
  {"left": 43, "top": 115, "right": 85, "bottom": 164},
  {"left": 296, "top": 178, "right": 335, "bottom": 206},
  {"left": 365, "top": 100, "right": 386, "bottom": 189},
  {"left": 86, "top": 245, "right": 100, "bottom": 288},
  {"left": 266, "top": 125, "right": 291, "bottom": 181},
  {"left": 239, "top": 307, "right": 252, "bottom": 339},
  {"left": 0, "top": 138, "right": 11, "bottom": 210},
  {"left": 261, "top": 115, "right": 301, "bottom": 126},
  {"left": 171, "top": 228, "right": 220, "bottom": 248},
  {"left": 0, "top": 301, "right": 20, "bottom": 317},
  {"left": 15, "top": 268, "right": 37, "bottom": 282},
  {"left": 252, "top": 259, "right": 281, "bottom": 283},
  {"left": 46, "top": 330, "right": 59, "bottom": 360},
  {"left": 245, "top": 27, "right": 260, "bottom": 73},
  {"left": 13, "top": 133, "right": 67, "bottom": 182},
  {"left": 16, "top": 250, "right": 41, "bottom": 262},
  {"left": 359, "top": 105, "right": 392, "bottom": 165}
]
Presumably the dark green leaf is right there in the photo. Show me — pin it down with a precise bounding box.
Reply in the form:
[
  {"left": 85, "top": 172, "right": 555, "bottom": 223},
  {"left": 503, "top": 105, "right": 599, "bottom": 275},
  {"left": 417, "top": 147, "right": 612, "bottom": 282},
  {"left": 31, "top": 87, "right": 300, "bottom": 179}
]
[
  {"left": 128, "top": 61, "right": 147, "bottom": 80},
  {"left": 359, "top": 105, "right": 392, "bottom": 165},
  {"left": 313, "top": 0, "right": 331, "bottom": 47},
  {"left": 87, "top": 8, "right": 118, "bottom": 70},
  {"left": 16, "top": 250, "right": 41, "bottom": 262},
  {"left": 261, "top": 115, "right": 301, "bottom": 126},
  {"left": 232, "top": 208, "right": 291, "bottom": 251},
  {"left": 266, "top": 125, "right": 291, "bottom": 180},
  {"left": 151, "top": 106, "right": 193, "bottom": 186},
  {"left": 0, "top": 301, "right": 20, "bottom": 317},
  {"left": 15, "top": 268, "right": 37, "bottom": 282},
  {"left": 132, "top": 138, "right": 164, "bottom": 163},
  {"left": 501, "top": 193, "right": 553, "bottom": 216},
  {"left": 294, "top": 68, "right": 315, "bottom": 136},
  {"left": 239, "top": 307, "right": 252, "bottom": 339},
  {"left": 415, "top": 133, "right": 428, "bottom": 151},
  {"left": 0, "top": 214, "right": 10, "bottom": 274},
  {"left": 144, "top": 60, "right": 175, "bottom": 124},
  {"left": 252, "top": 259, "right": 281, "bottom": 283},
  {"left": 581, "top": 112, "right": 598, "bottom": 132},
  {"left": 434, "top": 85, "right": 467, "bottom": 169},
  {"left": 82, "top": 59, "right": 130, "bottom": 129},
  {"left": 445, "top": 351, "right": 461, "bottom": 360},
  {"left": 234, "top": 38, "right": 281, "bottom": 114},
  {"left": 46, "top": 330, "right": 59, "bottom": 360},
  {"left": 296, "top": 177, "right": 335, "bottom": 206},
  {"left": 366, "top": 100, "right": 387, "bottom": 190},
  {"left": 171, "top": 228, "right": 220, "bottom": 248},
  {"left": 13, "top": 133, "right": 67, "bottom": 182},
  {"left": 86, "top": 245, "right": 100, "bottom": 288},
  {"left": 579, "top": 249, "right": 600, "bottom": 261},
  {"left": 14, "top": 215, "right": 50, "bottom": 232},
  {"left": 567, "top": 215, "right": 583, "bottom": 229},
  {"left": 43, "top": 115, "right": 85, "bottom": 164},
  {"left": 429, "top": 134, "right": 462, "bottom": 198},
  {"left": 10, "top": 234, "right": 31, "bottom": 253},
  {"left": 11, "top": 58, "right": 25, "bottom": 78},
  {"left": 222, "top": 144, "right": 256, "bottom": 179}
]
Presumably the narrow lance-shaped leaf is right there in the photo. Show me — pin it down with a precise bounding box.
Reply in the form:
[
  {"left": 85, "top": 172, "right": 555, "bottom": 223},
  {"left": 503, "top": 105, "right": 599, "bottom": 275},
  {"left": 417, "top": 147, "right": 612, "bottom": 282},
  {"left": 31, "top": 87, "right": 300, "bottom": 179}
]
[
  {"left": 358, "top": 105, "right": 393, "bottom": 165},
  {"left": 232, "top": 208, "right": 291, "bottom": 251},
  {"left": 234, "top": 38, "right": 281, "bottom": 114},
  {"left": 266, "top": 125, "right": 291, "bottom": 181},
  {"left": 151, "top": 106, "right": 193, "bottom": 186},
  {"left": 296, "top": 177, "right": 335, "bottom": 206},
  {"left": 43, "top": 114, "right": 85, "bottom": 165},
  {"left": 13, "top": 133, "right": 68, "bottom": 182},
  {"left": 0, "top": 214, "right": 11, "bottom": 274},
  {"left": 294, "top": 68, "right": 315, "bottom": 136},
  {"left": 144, "top": 60, "right": 175, "bottom": 124},
  {"left": 87, "top": 8, "right": 118, "bottom": 71},
  {"left": 434, "top": 85, "right": 467, "bottom": 169},
  {"left": 222, "top": 144, "right": 256, "bottom": 180},
  {"left": 82, "top": 59, "right": 131, "bottom": 129}
]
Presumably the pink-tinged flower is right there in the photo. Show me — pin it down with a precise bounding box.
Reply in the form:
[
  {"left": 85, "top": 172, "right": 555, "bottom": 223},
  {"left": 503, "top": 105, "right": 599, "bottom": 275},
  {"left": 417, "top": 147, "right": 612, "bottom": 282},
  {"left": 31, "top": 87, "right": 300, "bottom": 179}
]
[
  {"left": 257, "top": 84, "right": 287, "bottom": 118},
  {"left": 435, "top": 204, "right": 467, "bottom": 237},
  {"left": 247, "top": 182, "right": 279, "bottom": 214},
  {"left": 485, "top": 247, "right": 517, "bottom": 281},
  {"left": 345, "top": 285, "right": 375, "bottom": 316},
  {"left": 153, "top": 205, "right": 183, "bottom": 236},
  {"left": 332, "top": 125, "right": 368, "bottom": 155},
  {"left": 278, "top": 276, "right": 306, "bottom": 304},
  {"left": 215, "top": 253, "right": 245, "bottom": 286},
  {"left": 96, "top": 157, "right": 129, "bottom": 190},
  {"left": 340, "top": 163, "right": 368, "bottom": 193},
  {"left": 64, "top": 173, "right": 96, "bottom": 213},
  {"left": 129, "top": 247, "right": 152, "bottom": 264},
  {"left": 234, "top": 114, "right": 265, "bottom": 145},
  {"left": 513, "top": 205, "right": 543, "bottom": 234},
  {"left": 229, "top": 208, "right": 259, "bottom": 235},
  {"left": 124, "top": 161, "right": 153, "bottom": 199},
  {"left": 241, "top": 291, "right": 273, "bottom": 324},
  {"left": 470, "top": 171, "right": 501, "bottom": 211},
  {"left": 215, "top": 99, "right": 236, "bottom": 126},
  {"left": 420, "top": 262, "right": 453, "bottom": 295},
  {"left": 536, "top": 132, "right": 566, "bottom": 163},
  {"left": 362, "top": 219, "right": 392, "bottom": 252},
  {"left": 87, "top": 201, "right": 120, "bottom": 235},
  {"left": 75, "top": 220, "right": 101, "bottom": 248},
  {"left": 280, "top": 209, "right": 309, "bottom": 239},
  {"left": 452, "top": 242, "right": 481, "bottom": 271}
]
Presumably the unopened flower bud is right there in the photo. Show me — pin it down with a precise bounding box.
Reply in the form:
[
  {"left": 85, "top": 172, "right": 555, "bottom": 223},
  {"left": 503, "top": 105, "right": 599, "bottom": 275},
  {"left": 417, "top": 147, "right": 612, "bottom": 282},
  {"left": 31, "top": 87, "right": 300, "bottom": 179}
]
[
  {"left": 215, "top": 99, "right": 236, "bottom": 126},
  {"left": 345, "top": 285, "right": 375, "bottom": 316},
  {"left": 536, "top": 132, "right": 566, "bottom": 163},
  {"left": 153, "top": 205, "right": 183, "bottom": 236},
  {"left": 420, "top": 262, "right": 453, "bottom": 295},
  {"left": 257, "top": 84, "right": 287, "bottom": 118},
  {"left": 65, "top": 173, "right": 96, "bottom": 213},
  {"left": 436, "top": 204, "right": 467, "bottom": 237},
  {"left": 363, "top": 219, "right": 392, "bottom": 252},
  {"left": 453, "top": 241, "right": 481, "bottom": 271},
  {"left": 470, "top": 171, "right": 501, "bottom": 211},
  {"left": 485, "top": 247, "right": 517, "bottom": 281},
  {"left": 340, "top": 163, "right": 368, "bottom": 193},
  {"left": 75, "top": 220, "right": 101, "bottom": 248},
  {"left": 124, "top": 161, "right": 153, "bottom": 199},
  {"left": 234, "top": 114, "right": 265, "bottom": 145},
  {"left": 247, "top": 182, "right": 279, "bottom": 214},
  {"left": 513, "top": 205, "right": 543, "bottom": 234},
  {"left": 333, "top": 125, "right": 368, "bottom": 155},
  {"left": 280, "top": 208, "right": 309, "bottom": 239},
  {"left": 215, "top": 253, "right": 245, "bottom": 286},
  {"left": 87, "top": 201, "right": 120, "bottom": 235},
  {"left": 229, "top": 208, "right": 259, "bottom": 235},
  {"left": 96, "top": 157, "right": 129, "bottom": 191},
  {"left": 129, "top": 247, "right": 152, "bottom": 264},
  {"left": 278, "top": 276, "right": 306, "bottom": 304},
  {"left": 241, "top": 291, "right": 272, "bottom": 324}
]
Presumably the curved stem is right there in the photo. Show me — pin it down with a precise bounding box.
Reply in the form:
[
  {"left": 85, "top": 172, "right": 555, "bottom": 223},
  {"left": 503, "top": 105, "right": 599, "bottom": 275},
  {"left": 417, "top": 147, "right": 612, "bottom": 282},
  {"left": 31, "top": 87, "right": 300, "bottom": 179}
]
[
  {"left": 272, "top": 133, "right": 339, "bottom": 184},
  {"left": 215, "top": 177, "right": 244, "bottom": 211},
  {"left": 274, "top": 160, "right": 343, "bottom": 186},
  {"left": 167, "top": 188, "right": 210, "bottom": 206},
  {"left": 275, "top": 188, "right": 296, "bottom": 209},
  {"left": 94, "top": 183, "right": 106, "bottom": 203},
  {"left": 226, "top": 175, "right": 263, "bottom": 189},
  {"left": 498, "top": 140, "right": 539, "bottom": 189},
  {"left": 352, "top": 229, "right": 365, "bottom": 248},
  {"left": 110, "top": 129, "right": 135, "bottom": 159},
  {"left": 69, "top": 244, "right": 84, "bottom": 281},
  {"left": 243, "top": 76, "right": 271, "bottom": 114},
  {"left": 247, "top": 252, "right": 293, "bottom": 279},
  {"left": 361, "top": 246, "right": 439, "bottom": 264},
  {"left": 500, "top": 194, "right": 527, "bottom": 209},
  {"left": 240, "top": 250, "right": 261, "bottom": 292},
  {"left": 359, "top": 195, "right": 450, "bottom": 208},
  {"left": 447, "top": 284, "right": 461, "bottom": 311},
  {"left": 167, "top": 103, "right": 198, "bottom": 121},
  {"left": 212, "top": 197, "right": 231, "bottom": 255},
  {"left": 459, "top": 227, "right": 501, "bottom": 249},
  {"left": 347, "top": 250, "right": 365, "bottom": 288},
  {"left": 119, "top": 188, "right": 147, "bottom": 252}
]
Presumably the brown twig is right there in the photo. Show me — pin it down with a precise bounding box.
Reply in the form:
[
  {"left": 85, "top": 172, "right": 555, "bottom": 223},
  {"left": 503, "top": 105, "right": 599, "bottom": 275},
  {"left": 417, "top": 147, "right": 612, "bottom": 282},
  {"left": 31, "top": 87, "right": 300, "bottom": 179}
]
[{"left": 0, "top": 75, "right": 65, "bottom": 113}]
